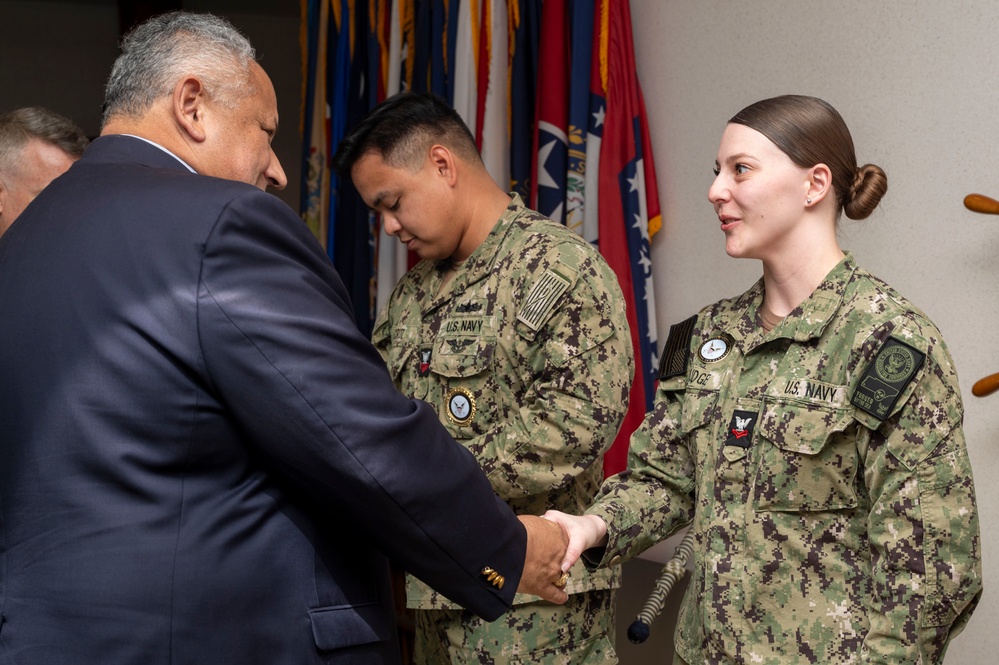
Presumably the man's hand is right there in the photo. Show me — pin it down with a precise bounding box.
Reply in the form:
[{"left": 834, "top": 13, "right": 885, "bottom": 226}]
[
  {"left": 542, "top": 510, "right": 608, "bottom": 573},
  {"left": 516, "top": 515, "right": 569, "bottom": 604}
]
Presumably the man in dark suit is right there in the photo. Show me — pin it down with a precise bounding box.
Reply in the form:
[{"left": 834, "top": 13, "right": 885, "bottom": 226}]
[{"left": 0, "top": 11, "right": 567, "bottom": 664}]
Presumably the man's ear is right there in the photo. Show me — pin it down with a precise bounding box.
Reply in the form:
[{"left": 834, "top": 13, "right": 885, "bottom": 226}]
[
  {"left": 173, "top": 76, "right": 208, "bottom": 143},
  {"left": 428, "top": 145, "right": 458, "bottom": 186}
]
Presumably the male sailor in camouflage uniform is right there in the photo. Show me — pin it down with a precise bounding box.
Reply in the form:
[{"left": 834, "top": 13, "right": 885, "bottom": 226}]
[{"left": 333, "top": 92, "right": 634, "bottom": 664}]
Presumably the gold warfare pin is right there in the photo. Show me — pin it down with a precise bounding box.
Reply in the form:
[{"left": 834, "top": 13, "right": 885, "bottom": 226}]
[{"left": 445, "top": 387, "right": 475, "bottom": 426}]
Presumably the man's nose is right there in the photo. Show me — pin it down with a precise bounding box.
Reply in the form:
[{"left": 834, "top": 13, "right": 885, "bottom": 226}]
[
  {"left": 382, "top": 213, "right": 402, "bottom": 236},
  {"left": 265, "top": 150, "right": 287, "bottom": 191}
]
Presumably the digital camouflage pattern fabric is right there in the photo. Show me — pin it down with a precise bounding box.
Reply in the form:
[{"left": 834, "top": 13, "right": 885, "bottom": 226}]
[
  {"left": 413, "top": 589, "right": 617, "bottom": 664},
  {"left": 586, "top": 254, "right": 982, "bottom": 664},
  {"left": 373, "top": 194, "right": 633, "bottom": 663}
]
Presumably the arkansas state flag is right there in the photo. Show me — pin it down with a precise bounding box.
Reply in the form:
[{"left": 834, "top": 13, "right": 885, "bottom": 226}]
[{"left": 595, "top": 0, "right": 661, "bottom": 477}]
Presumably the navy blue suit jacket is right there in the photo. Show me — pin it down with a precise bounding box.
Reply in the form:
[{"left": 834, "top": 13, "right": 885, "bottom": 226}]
[{"left": 0, "top": 136, "right": 526, "bottom": 664}]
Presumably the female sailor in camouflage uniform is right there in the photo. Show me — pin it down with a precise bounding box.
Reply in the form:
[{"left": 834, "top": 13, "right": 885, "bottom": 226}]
[{"left": 547, "top": 95, "right": 982, "bottom": 664}]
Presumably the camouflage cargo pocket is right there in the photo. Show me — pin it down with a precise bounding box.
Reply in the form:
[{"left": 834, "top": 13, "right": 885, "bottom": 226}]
[
  {"left": 917, "top": 442, "right": 983, "bottom": 628},
  {"left": 509, "top": 632, "right": 618, "bottom": 664},
  {"left": 430, "top": 333, "right": 496, "bottom": 437},
  {"left": 385, "top": 325, "right": 420, "bottom": 382},
  {"left": 755, "top": 400, "right": 859, "bottom": 512},
  {"left": 431, "top": 328, "right": 496, "bottom": 381}
]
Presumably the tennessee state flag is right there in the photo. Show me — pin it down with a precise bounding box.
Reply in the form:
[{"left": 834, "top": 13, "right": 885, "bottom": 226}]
[
  {"left": 595, "top": 0, "right": 661, "bottom": 477},
  {"left": 530, "top": 0, "right": 568, "bottom": 224}
]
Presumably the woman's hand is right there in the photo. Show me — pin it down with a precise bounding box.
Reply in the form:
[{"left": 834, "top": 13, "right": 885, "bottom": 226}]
[{"left": 541, "top": 510, "right": 609, "bottom": 572}]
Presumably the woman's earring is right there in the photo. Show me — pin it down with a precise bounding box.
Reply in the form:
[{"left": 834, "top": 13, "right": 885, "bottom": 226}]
[{"left": 806, "top": 197, "right": 812, "bottom": 204}]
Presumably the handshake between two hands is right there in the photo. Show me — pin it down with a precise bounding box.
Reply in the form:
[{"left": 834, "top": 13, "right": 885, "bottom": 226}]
[{"left": 515, "top": 511, "right": 608, "bottom": 604}]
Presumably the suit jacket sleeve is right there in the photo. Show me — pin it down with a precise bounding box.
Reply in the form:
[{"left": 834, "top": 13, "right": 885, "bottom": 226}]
[{"left": 195, "top": 189, "right": 525, "bottom": 619}]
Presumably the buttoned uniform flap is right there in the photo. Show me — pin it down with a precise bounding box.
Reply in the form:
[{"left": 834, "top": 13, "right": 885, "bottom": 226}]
[
  {"left": 371, "top": 314, "right": 390, "bottom": 348},
  {"left": 431, "top": 332, "right": 495, "bottom": 378},
  {"left": 760, "top": 399, "right": 855, "bottom": 455},
  {"left": 679, "top": 388, "right": 720, "bottom": 435},
  {"left": 383, "top": 324, "right": 420, "bottom": 382},
  {"left": 881, "top": 372, "right": 959, "bottom": 473},
  {"left": 657, "top": 374, "right": 686, "bottom": 396},
  {"left": 309, "top": 602, "right": 393, "bottom": 652},
  {"left": 756, "top": 399, "right": 859, "bottom": 512}
]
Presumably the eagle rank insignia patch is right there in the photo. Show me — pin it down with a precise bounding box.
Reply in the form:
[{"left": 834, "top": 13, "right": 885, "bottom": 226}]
[{"left": 725, "top": 410, "right": 756, "bottom": 448}]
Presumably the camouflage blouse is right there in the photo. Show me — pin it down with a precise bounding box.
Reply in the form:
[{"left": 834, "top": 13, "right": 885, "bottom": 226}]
[
  {"left": 587, "top": 254, "right": 982, "bottom": 664},
  {"left": 374, "top": 194, "right": 634, "bottom": 609}
]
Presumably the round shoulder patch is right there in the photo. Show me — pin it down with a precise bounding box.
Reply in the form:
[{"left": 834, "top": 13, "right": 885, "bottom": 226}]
[{"left": 699, "top": 334, "right": 734, "bottom": 363}]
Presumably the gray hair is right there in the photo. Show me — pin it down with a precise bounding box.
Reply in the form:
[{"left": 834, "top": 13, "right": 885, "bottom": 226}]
[
  {"left": 101, "top": 11, "right": 257, "bottom": 127},
  {"left": 0, "top": 106, "right": 89, "bottom": 173}
]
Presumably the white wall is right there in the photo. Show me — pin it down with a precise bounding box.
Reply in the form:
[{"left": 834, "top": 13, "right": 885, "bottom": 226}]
[{"left": 631, "top": 0, "right": 999, "bottom": 660}]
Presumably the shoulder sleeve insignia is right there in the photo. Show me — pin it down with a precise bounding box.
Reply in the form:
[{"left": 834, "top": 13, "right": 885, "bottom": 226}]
[
  {"left": 657, "top": 314, "right": 697, "bottom": 380},
  {"left": 851, "top": 336, "right": 925, "bottom": 421},
  {"left": 517, "top": 267, "right": 572, "bottom": 331}
]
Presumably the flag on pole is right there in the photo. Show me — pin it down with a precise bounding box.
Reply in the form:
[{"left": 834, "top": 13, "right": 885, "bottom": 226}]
[
  {"left": 301, "top": 0, "right": 330, "bottom": 244},
  {"left": 412, "top": 0, "right": 431, "bottom": 93},
  {"left": 476, "top": 0, "right": 510, "bottom": 189},
  {"left": 326, "top": 0, "right": 353, "bottom": 260},
  {"left": 565, "top": 0, "right": 594, "bottom": 237},
  {"left": 593, "top": 0, "right": 661, "bottom": 477},
  {"left": 452, "top": 0, "right": 479, "bottom": 134},
  {"left": 325, "top": 1, "right": 378, "bottom": 336},
  {"left": 530, "top": 0, "right": 569, "bottom": 224},
  {"left": 374, "top": 0, "right": 409, "bottom": 315},
  {"left": 582, "top": 0, "right": 605, "bottom": 245},
  {"left": 509, "top": 0, "right": 540, "bottom": 200},
  {"left": 429, "top": 0, "right": 447, "bottom": 98}
]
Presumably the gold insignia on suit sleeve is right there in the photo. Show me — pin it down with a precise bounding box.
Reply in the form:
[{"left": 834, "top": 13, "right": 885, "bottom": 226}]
[{"left": 481, "top": 566, "right": 505, "bottom": 589}]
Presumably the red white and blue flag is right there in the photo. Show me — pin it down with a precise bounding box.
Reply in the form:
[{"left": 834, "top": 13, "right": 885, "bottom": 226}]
[
  {"left": 530, "top": 0, "right": 569, "bottom": 225},
  {"left": 592, "top": 0, "right": 661, "bottom": 476}
]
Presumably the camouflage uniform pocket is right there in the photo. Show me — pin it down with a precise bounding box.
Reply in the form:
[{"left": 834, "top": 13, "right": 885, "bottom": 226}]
[
  {"left": 755, "top": 400, "right": 859, "bottom": 512},
  {"left": 917, "top": 441, "right": 983, "bottom": 628},
  {"left": 385, "top": 326, "right": 419, "bottom": 376},
  {"left": 431, "top": 334, "right": 495, "bottom": 377},
  {"left": 679, "top": 389, "right": 720, "bottom": 437},
  {"left": 509, "top": 631, "right": 618, "bottom": 664},
  {"left": 429, "top": 334, "right": 496, "bottom": 437}
]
